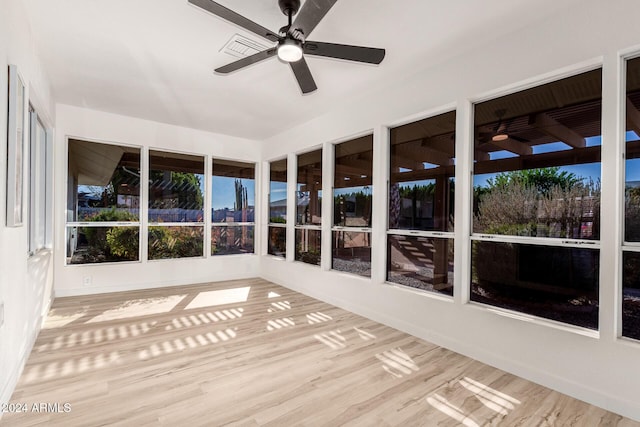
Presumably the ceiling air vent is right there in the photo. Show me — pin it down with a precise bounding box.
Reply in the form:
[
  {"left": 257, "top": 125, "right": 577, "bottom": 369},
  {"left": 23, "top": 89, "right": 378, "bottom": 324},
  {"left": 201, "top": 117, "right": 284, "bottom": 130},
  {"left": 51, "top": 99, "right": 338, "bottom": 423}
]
[{"left": 221, "top": 34, "right": 270, "bottom": 58}]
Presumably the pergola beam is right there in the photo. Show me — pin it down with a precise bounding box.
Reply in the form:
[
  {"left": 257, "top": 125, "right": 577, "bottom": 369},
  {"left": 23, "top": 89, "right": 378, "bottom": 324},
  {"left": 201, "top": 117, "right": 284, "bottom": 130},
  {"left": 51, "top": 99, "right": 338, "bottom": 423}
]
[
  {"left": 626, "top": 98, "right": 640, "bottom": 137},
  {"left": 529, "top": 112, "right": 586, "bottom": 148},
  {"left": 477, "top": 138, "right": 532, "bottom": 157}
]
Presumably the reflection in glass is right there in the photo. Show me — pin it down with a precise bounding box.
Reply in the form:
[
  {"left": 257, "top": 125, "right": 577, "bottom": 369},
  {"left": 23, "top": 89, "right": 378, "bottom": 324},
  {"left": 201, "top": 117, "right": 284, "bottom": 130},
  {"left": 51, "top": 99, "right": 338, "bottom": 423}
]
[
  {"left": 332, "top": 231, "right": 371, "bottom": 277},
  {"left": 622, "top": 251, "right": 640, "bottom": 341},
  {"left": 295, "top": 229, "right": 321, "bottom": 265},
  {"left": 268, "top": 226, "right": 286, "bottom": 258},
  {"left": 387, "top": 235, "right": 453, "bottom": 296},
  {"left": 149, "top": 151, "right": 204, "bottom": 223},
  {"left": 148, "top": 226, "right": 204, "bottom": 260},
  {"left": 473, "top": 69, "right": 602, "bottom": 240},
  {"left": 471, "top": 241, "right": 599, "bottom": 329},
  {"left": 270, "top": 159, "right": 287, "bottom": 224},
  {"left": 212, "top": 159, "right": 255, "bottom": 223},
  {"left": 389, "top": 111, "right": 455, "bottom": 232},
  {"left": 297, "top": 150, "right": 322, "bottom": 225},
  {"left": 212, "top": 225, "right": 254, "bottom": 255},
  {"left": 68, "top": 139, "right": 141, "bottom": 221},
  {"left": 67, "top": 226, "right": 139, "bottom": 264},
  {"left": 625, "top": 58, "right": 640, "bottom": 242},
  {"left": 334, "top": 135, "right": 373, "bottom": 227}
]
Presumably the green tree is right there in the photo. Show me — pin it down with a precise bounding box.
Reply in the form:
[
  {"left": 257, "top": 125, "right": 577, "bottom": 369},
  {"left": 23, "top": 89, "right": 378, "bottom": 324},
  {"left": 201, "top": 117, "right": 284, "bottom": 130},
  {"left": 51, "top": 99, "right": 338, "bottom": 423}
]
[
  {"left": 486, "top": 167, "right": 580, "bottom": 195},
  {"left": 149, "top": 170, "right": 203, "bottom": 210},
  {"left": 475, "top": 167, "right": 599, "bottom": 239}
]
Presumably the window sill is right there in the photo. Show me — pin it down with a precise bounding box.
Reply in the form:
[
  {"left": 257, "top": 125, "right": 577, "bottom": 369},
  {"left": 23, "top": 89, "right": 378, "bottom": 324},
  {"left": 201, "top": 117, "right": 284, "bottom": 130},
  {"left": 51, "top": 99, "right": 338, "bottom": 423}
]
[{"left": 467, "top": 301, "right": 600, "bottom": 339}]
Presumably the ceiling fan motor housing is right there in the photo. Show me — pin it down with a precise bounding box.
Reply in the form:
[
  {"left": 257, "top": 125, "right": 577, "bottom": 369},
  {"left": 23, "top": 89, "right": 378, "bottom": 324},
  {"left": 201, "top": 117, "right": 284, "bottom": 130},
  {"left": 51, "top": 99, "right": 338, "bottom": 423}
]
[{"left": 278, "top": 0, "right": 301, "bottom": 16}]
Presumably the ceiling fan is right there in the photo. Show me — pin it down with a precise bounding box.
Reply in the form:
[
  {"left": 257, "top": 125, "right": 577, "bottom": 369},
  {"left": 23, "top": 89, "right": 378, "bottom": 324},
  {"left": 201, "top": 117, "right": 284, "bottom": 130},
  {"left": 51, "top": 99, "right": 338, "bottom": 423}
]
[
  {"left": 188, "top": 0, "right": 386, "bottom": 94},
  {"left": 478, "top": 109, "right": 528, "bottom": 145}
]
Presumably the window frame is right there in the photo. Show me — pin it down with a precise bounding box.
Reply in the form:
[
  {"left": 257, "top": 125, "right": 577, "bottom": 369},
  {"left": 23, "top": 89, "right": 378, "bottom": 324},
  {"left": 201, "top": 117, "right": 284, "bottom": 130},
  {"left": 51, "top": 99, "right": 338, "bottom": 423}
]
[
  {"left": 147, "top": 148, "right": 206, "bottom": 261},
  {"left": 386, "top": 109, "right": 457, "bottom": 296},
  {"left": 294, "top": 148, "right": 323, "bottom": 265},
  {"left": 331, "top": 134, "right": 374, "bottom": 276},
  {"left": 211, "top": 157, "right": 256, "bottom": 256},
  {"left": 467, "top": 66, "right": 604, "bottom": 331},
  {"left": 268, "top": 157, "right": 288, "bottom": 258},
  {"left": 65, "top": 137, "right": 143, "bottom": 265}
]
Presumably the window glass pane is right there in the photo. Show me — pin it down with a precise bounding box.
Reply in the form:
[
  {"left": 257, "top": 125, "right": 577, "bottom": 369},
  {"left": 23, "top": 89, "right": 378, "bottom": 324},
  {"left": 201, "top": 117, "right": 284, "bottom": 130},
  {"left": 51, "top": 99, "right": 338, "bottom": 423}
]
[
  {"left": 295, "top": 228, "right": 321, "bottom": 265},
  {"left": 390, "top": 111, "right": 455, "bottom": 231},
  {"left": 625, "top": 58, "right": 640, "bottom": 242},
  {"left": 473, "top": 69, "right": 602, "bottom": 240},
  {"left": 334, "top": 135, "right": 373, "bottom": 227},
  {"left": 212, "top": 225, "right": 254, "bottom": 255},
  {"left": 149, "top": 151, "right": 204, "bottom": 223},
  {"left": 37, "top": 121, "right": 46, "bottom": 247},
  {"left": 212, "top": 159, "right": 255, "bottom": 223},
  {"left": 623, "top": 251, "right": 640, "bottom": 341},
  {"left": 268, "top": 226, "right": 286, "bottom": 258},
  {"left": 148, "top": 226, "right": 204, "bottom": 260},
  {"left": 297, "top": 149, "right": 322, "bottom": 226},
  {"left": 68, "top": 139, "right": 141, "bottom": 221},
  {"left": 332, "top": 231, "right": 371, "bottom": 277},
  {"left": 471, "top": 241, "right": 599, "bottom": 329},
  {"left": 67, "top": 226, "right": 139, "bottom": 264},
  {"left": 387, "top": 235, "right": 453, "bottom": 296},
  {"left": 270, "top": 159, "right": 287, "bottom": 223}
]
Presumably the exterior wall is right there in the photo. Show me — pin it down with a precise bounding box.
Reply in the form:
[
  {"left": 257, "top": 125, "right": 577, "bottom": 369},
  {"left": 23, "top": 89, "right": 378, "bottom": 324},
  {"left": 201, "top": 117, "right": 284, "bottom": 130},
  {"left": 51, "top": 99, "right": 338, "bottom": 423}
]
[
  {"left": 0, "top": 0, "right": 56, "bottom": 410},
  {"left": 260, "top": 0, "right": 640, "bottom": 421},
  {"left": 53, "top": 105, "right": 263, "bottom": 297}
]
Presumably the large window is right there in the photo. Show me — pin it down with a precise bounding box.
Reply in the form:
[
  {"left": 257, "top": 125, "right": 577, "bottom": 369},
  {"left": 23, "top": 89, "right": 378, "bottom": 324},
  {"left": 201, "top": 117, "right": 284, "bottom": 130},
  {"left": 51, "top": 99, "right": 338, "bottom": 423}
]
[
  {"left": 148, "top": 150, "right": 204, "bottom": 260},
  {"left": 66, "top": 139, "right": 141, "bottom": 264},
  {"left": 211, "top": 159, "right": 255, "bottom": 255},
  {"left": 295, "top": 149, "right": 322, "bottom": 265},
  {"left": 268, "top": 158, "right": 287, "bottom": 257},
  {"left": 471, "top": 69, "right": 602, "bottom": 329},
  {"left": 333, "top": 135, "right": 373, "bottom": 277},
  {"left": 623, "top": 56, "right": 640, "bottom": 341},
  {"left": 28, "top": 108, "right": 51, "bottom": 254},
  {"left": 388, "top": 111, "right": 456, "bottom": 295}
]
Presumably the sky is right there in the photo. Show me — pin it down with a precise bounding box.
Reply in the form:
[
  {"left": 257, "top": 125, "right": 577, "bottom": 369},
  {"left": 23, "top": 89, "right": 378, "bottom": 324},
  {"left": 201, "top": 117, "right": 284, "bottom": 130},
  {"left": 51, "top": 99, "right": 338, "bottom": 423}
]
[
  {"left": 270, "top": 181, "right": 287, "bottom": 203},
  {"left": 212, "top": 176, "right": 255, "bottom": 210}
]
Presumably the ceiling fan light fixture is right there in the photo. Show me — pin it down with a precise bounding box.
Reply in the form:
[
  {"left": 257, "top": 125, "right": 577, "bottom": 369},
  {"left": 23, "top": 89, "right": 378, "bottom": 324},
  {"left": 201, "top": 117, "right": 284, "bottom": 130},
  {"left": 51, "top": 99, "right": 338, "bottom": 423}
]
[
  {"left": 492, "top": 133, "right": 509, "bottom": 142},
  {"left": 277, "top": 38, "right": 303, "bottom": 62}
]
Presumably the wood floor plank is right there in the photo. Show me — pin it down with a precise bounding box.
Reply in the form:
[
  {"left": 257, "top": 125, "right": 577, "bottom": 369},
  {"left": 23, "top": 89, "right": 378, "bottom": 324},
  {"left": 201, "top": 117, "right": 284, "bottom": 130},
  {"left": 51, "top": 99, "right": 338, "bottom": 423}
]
[{"left": 2, "top": 278, "right": 637, "bottom": 426}]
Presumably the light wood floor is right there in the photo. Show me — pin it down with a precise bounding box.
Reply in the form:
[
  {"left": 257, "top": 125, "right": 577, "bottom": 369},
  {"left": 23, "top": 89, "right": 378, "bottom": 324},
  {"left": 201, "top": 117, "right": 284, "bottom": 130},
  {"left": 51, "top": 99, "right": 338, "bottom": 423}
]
[{"left": 3, "top": 278, "right": 638, "bottom": 426}]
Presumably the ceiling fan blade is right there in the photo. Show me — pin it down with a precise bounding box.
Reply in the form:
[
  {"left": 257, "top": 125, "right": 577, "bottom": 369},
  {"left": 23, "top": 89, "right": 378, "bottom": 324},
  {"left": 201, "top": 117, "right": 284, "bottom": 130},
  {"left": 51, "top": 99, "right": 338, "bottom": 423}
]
[
  {"left": 215, "top": 48, "right": 277, "bottom": 74},
  {"left": 188, "top": 0, "right": 279, "bottom": 41},
  {"left": 291, "top": 0, "right": 337, "bottom": 38},
  {"left": 304, "top": 41, "right": 385, "bottom": 64},
  {"left": 290, "top": 58, "right": 317, "bottom": 94}
]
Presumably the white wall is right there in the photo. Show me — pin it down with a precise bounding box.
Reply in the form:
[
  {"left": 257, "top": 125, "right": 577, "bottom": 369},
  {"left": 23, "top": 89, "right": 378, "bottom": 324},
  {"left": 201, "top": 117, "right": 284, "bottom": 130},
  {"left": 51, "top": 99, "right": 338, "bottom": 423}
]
[
  {"left": 0, "top": 0, "right": 56, "bottom": 409},
  {"left": 53, "top": 105, "right": 263, "bottom": 297},
  {"left": 261, "top": 0, "right": 640, "bottom": 421}
]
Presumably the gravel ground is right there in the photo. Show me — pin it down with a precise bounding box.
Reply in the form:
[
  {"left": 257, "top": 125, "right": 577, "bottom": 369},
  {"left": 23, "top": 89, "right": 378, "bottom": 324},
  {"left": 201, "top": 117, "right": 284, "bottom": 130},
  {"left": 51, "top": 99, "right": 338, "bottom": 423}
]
[{"left": 332, "top": 258, "right": 371, "bottom": 277}]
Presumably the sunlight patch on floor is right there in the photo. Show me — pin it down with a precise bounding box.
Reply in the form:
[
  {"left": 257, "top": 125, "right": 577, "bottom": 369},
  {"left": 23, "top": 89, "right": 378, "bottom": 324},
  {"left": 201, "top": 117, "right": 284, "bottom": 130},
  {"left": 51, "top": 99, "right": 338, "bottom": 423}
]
[
  {"left": 459, "top": 377, "right": 520, "bottom": 415},
  {"left": 42, "top": 308, "right": 89, "bottom": 329},
  {"left": 376, "top": 348, "right": 419, "bottom": 378},
  {"left": 314, "top": 329, "right": 346, "bottom": 350},
  {"left": 306, "top": 311, "right": 332, "bottom": 324},
  {"left": 87, "top": 295, "right": 186, "bottom": 323},
  {"left": 138, "top": 328, "right": 238, "bottom": 360},
  {"left": 354, "top": 327, "right": 375, "bottom": 340},
  {"left": 268, "top": 301, "right": 291, "bottom": 312},
  {"left": 185, "top": 287, "right": 251, "bottom": 309},
  {"left": 426, "top": 394, "right": 480, "bottom": 427},
  {"left": 165, "top": 308, "right": 244, "bottom": 331},
  {"left": 267, "top": 317, "right": 295, "bottom": 331}
]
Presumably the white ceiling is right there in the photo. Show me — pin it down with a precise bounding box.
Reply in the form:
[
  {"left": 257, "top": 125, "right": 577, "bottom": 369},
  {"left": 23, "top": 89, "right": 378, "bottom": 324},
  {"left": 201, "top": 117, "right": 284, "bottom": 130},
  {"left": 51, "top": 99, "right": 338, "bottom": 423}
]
[{"left": 22, "top": 0, "right": 581, "bottom": 140}]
